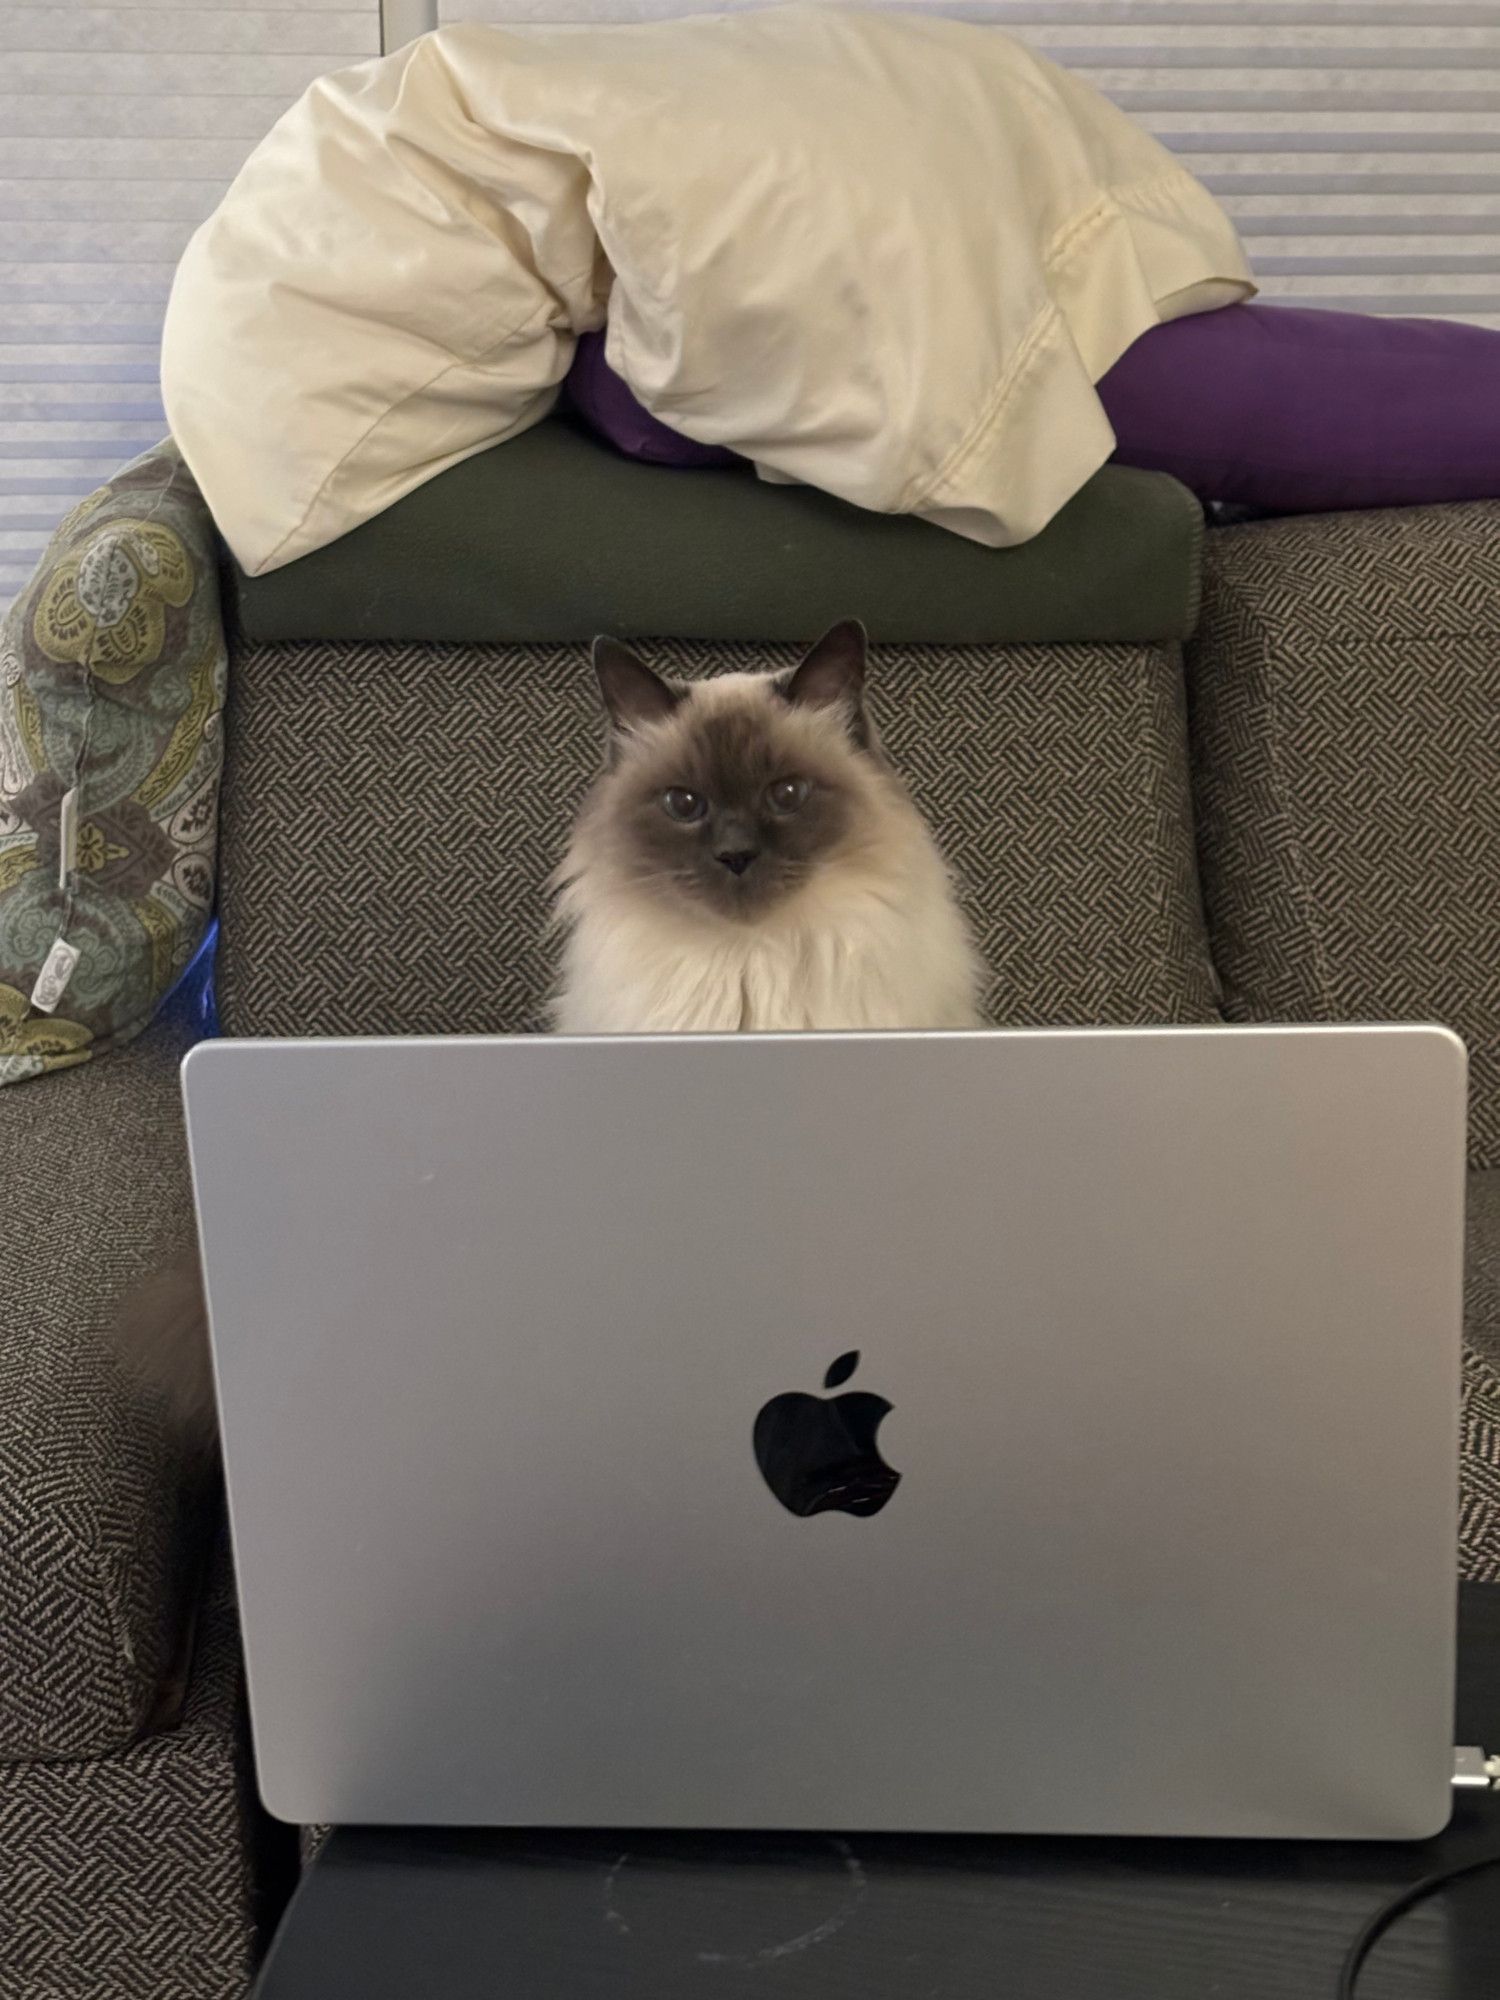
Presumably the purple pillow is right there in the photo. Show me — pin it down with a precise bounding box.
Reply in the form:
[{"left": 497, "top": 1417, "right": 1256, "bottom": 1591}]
[
  {"left": 1099, "top": 303, "right": 1500, "bottom": 514},
  {"left": 567, "top": 308, "right": 1500, "bottom": 514},
  {"left": 565, "top": 332, "right": 737, "bottom": 468}
]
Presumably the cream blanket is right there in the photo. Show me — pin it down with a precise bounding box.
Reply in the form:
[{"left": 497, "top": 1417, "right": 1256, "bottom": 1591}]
[{"left": 162, "top": 5, "right": 1253, "bottom": 577}]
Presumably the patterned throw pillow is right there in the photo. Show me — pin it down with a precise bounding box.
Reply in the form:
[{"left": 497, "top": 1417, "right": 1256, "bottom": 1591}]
[{"left": 0, "top": 442, "right": 226, "bottom": 1085}]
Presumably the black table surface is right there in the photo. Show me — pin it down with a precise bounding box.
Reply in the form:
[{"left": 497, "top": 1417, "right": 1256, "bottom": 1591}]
[{"left": 256, "top": 1585, "right": 1500, "bottom": 2000}]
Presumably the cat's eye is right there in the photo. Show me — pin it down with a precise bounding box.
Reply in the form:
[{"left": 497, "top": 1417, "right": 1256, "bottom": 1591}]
[
  {"left": 662, "top": 787, "right": 707, "bottom": 823},
  {"left": 766, "top": 777, "right": 810, "bottom": 816}
]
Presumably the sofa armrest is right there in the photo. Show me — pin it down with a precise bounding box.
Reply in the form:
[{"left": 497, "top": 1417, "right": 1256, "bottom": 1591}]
[
  {"left": 1185, "top": 499, "right": 1500, "bottom": 1168},
  {"left": 0, "top": 1018, "right": 208, "bottom": 1761}
]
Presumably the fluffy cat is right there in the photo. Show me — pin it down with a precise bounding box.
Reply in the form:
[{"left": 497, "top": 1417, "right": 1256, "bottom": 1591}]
[
  {"left": 116, "top": 623, "right": 982, "bottom": 1452},
  {"left": 553, "top": 621, "right": 985, "bottom": 1033},
  {"left": 113, "top": 1253, "right": 218, "bottom": 1474}
]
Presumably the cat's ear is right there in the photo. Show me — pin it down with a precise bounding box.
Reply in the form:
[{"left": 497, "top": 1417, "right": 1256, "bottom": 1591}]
[
  {"left": 592, "top": 637, "right": 682, "bottom": 737},
  {"left": 784, "top": 620, "right": 869, "bottom": 745}
]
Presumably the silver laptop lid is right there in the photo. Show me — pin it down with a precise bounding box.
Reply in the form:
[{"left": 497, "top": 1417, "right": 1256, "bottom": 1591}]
[{"left": 183, "top": 1025, "right": 1466, "bottom": 1839}]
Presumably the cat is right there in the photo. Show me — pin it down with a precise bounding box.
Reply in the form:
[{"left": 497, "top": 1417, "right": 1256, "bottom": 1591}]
[
  {"left": 553, "top": 620, "right": 985, "bottom": 1032},
  {"left": 117, "top": 622, "right": 984, "bottom": 1453},
  {"left": 112, "top": 1250, "right": 219, "bottom": 1474}
]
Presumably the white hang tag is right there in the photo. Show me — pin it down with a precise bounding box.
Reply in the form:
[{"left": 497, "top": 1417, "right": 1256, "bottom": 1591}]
[{"left": 30, "top": 937, "right": 81, "bottom": 1015}]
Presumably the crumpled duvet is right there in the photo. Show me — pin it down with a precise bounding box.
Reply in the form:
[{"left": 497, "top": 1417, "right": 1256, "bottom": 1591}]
[{"left": 161, "top": 4, "right": 1253, "bottom": 577}]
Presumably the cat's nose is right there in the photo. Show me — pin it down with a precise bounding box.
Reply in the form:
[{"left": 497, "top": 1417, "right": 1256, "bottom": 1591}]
[{"left": 715, "top": 848, "right": 759, "bottom": 876}]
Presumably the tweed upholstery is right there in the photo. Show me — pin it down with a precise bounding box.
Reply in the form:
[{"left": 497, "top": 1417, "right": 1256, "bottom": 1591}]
[
  {"left": 1471, "top": 1172, "right": 1500, "bottom": 1371},
  {"left": 0, "top": 1014, "right": 202, "bottom": 1760},
  {"left": 0, "top": 1548, "right": 274, "bottom": 2000},
  {"left": 1462, "top": 1175, "right": 1500, "bottom": 1582},
  {"left": 1186, "top": 502, "right": 1500, "bottom": 1167},
  {"left": 216, "top": 639, "right": 1218, "bottom": 1037}
]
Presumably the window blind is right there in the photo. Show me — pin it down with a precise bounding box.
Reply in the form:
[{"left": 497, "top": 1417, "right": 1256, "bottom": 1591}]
[
  {"left": 0, "top": 0, "right": 378, "bottom": 609},
  {"left": 436, "top": 0, "right": 1500, "bottom": 314}
]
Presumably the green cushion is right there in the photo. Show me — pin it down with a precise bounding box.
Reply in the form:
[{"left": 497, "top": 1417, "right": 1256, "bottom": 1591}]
[
  {"left": 227, "top": 419, "right": 1203, "bottom": 647},
  {"left": 0, "top": 442, "right": 227, "bottom": 1088}
]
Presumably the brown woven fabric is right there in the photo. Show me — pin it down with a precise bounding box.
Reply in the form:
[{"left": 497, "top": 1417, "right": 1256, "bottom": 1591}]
[
  {"left": 0, "top": 1549, "right": 274, "bottom": 2000},
  {"left": 1470, "top": 1172, "right": 1500, "bottom": 1376},
  {"left": 1186, "top": 503, "right": 1500, "bottom": 1168},
  {"left": 216, "top": 638, "right": 1218, "bottom": 1037},
  {"left": 0, "top": 1016, "right": 201, "bottom": 1760},
  {"left": 1462, "top": 1174, "right": 1500, "bottom": 1582}
]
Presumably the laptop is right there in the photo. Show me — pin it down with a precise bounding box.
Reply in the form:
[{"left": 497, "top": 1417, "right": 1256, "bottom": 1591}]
[{"left": 183, "top": 1024, "right": 1466, "bottom": 1839}]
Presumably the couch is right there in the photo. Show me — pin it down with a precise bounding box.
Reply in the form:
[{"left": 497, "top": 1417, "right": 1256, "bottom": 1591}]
[{"left": 2, "top": 422, "right": 1496, "bottom": 1995}]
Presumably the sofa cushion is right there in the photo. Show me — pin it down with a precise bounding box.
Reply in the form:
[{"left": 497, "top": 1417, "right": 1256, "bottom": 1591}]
[
  {"left": 1186, "top": 501, "right": 1500, "bottom": 1168},
  {"left": 224, "top": 421, "right": 1205, "bottom": 650},
  {"left": 0, "top": 1545, "right": 269, "bottom": 2000},
  {"left": 216, "top": 637, "right": 1218, "bottom": 1038},
  {"left": 1469, "top": 1173, "right": 1500, "bottom": 1375},
  {"left": 0, "top": 1015, "right": 204, "bottom": 1761},
  {"left": 1462, "top": 1173, "right": 1500, "bottom": 1582},
  {"left": 0, "top": 441, "right": 227, "bottom": 1090}
]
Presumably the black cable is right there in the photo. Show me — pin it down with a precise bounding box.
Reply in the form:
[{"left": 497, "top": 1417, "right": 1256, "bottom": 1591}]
[{"left": 1337, "top": 1845, "right": 1500, "bottom": 1998}]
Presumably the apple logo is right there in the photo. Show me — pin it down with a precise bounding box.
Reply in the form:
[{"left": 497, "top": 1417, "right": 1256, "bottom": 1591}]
[{"left": 753, "top": 1350, "right": 901, "bottom": 1518}]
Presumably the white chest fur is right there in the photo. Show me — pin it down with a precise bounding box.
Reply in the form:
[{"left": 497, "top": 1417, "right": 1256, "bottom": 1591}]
[{"left": 554, "top": 839, "right": 983, "bottom": 1034}]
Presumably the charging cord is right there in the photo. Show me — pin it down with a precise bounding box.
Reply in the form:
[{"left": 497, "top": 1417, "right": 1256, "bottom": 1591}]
[{"left": 1336, "top": 1749, "right": 1500, "bottom": 1998}]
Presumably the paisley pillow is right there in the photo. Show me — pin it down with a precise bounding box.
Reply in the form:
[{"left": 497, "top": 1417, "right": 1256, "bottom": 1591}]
[{"left": 0, "top": 442, "right": 227, "bottom": 1085}]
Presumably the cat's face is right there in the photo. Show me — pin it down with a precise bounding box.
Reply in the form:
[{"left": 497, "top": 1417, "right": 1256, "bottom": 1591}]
[{"left": 584, "top": 622, "right": 880, "bottom": 922}]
